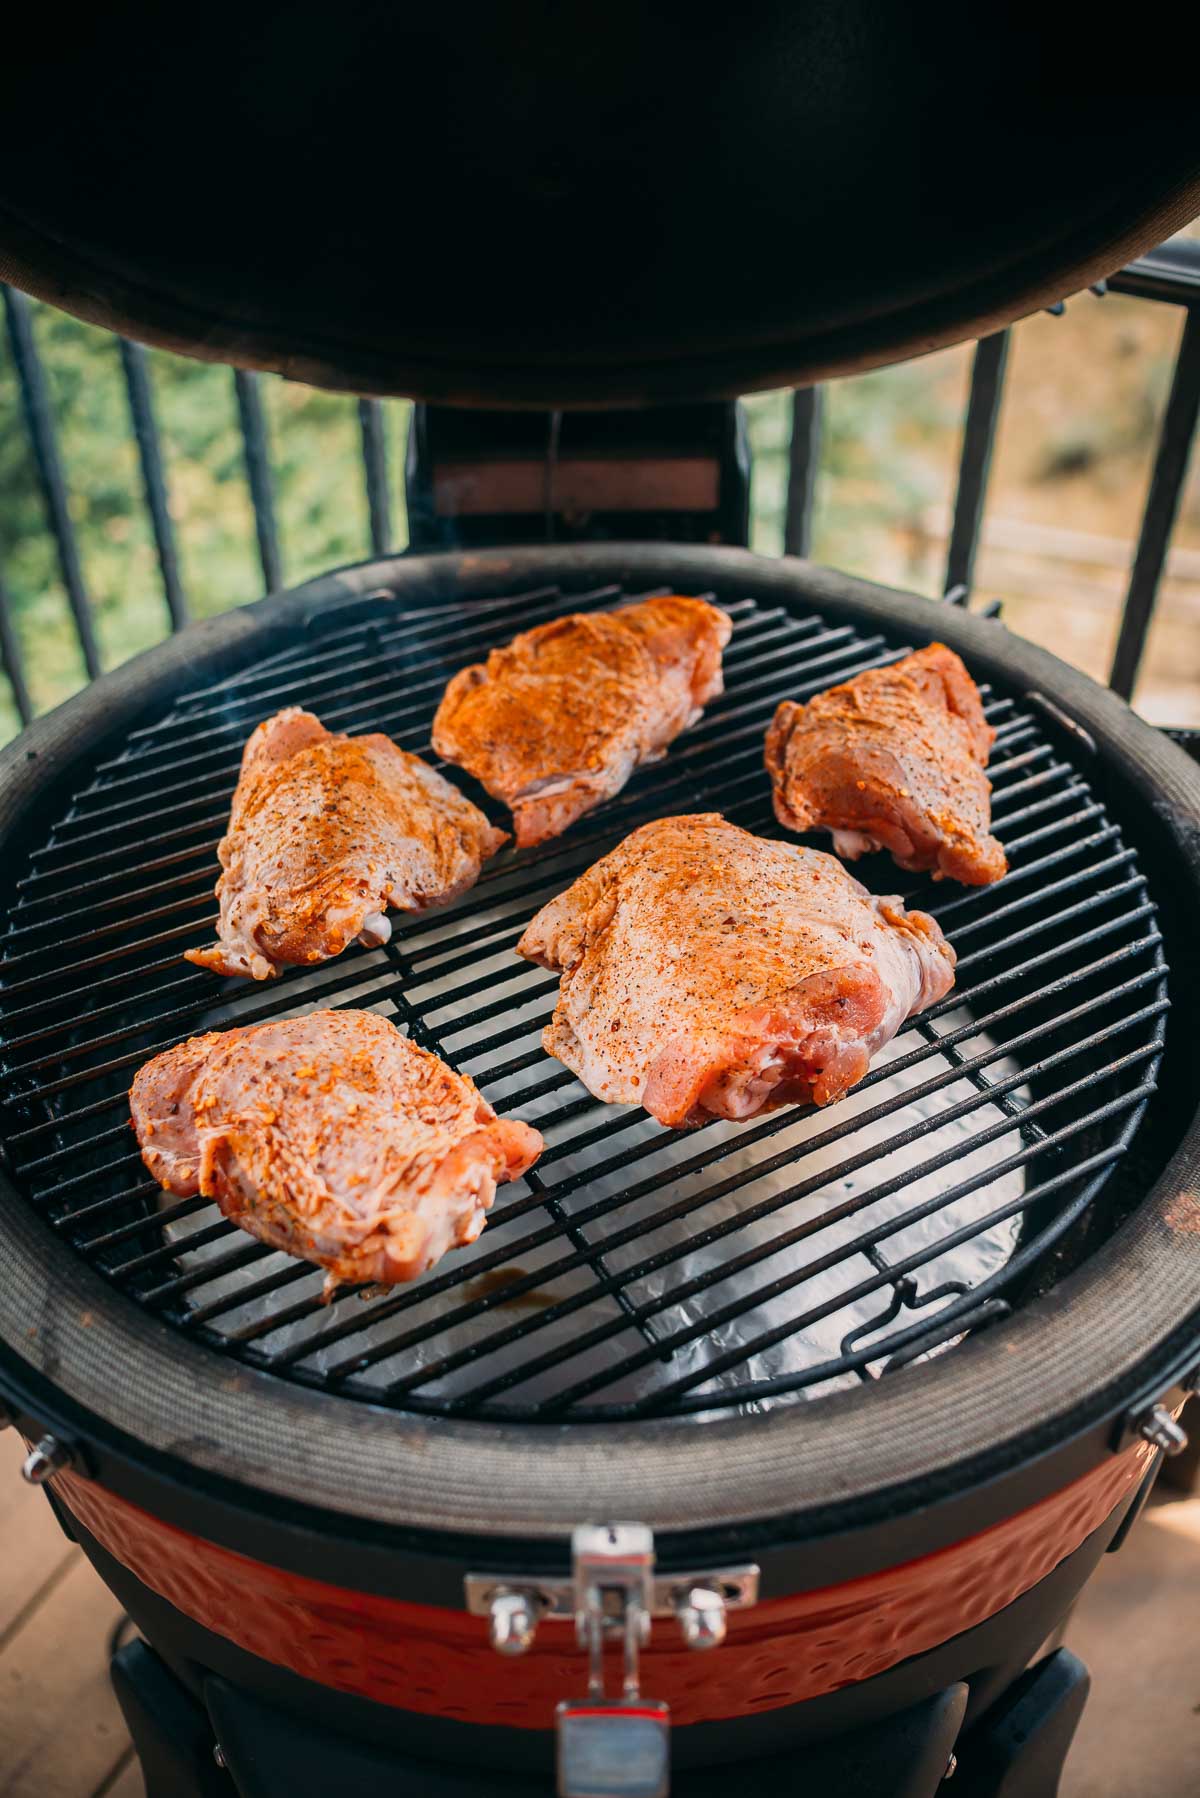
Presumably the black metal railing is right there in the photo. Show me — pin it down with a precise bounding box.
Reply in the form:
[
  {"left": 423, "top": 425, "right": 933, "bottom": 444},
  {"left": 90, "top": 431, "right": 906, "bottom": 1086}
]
[
  {"left": 0, "top": 294, "right": 401, "bottom": 730},
  {"left": 780, "top": 237, "right": 1200, "bottom": 704},
  {"left": 788, "top": 237, "right": 1200, "bottom": 708},
  {"left": 1, "top": 237, "right": 1198, "bottom": 732}
]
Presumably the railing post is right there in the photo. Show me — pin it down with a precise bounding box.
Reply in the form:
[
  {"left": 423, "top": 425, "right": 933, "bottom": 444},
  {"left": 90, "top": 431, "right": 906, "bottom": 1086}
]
[
  {"left": 2, "top": 286, "right": 102, "bottom": 680},
  {"left": 358, "top": 399, "right": 393, "bottom": 556},
  {"left": 1109, "top": 308, "right": 1200, "bottom": 703},
  {"left": 233, "top": 370, "right": 282, "bottom": 592},
  {"left": 0, "top": 566, "right": 33, "bottom": 725},
  {"left": 119, "top": 340, "right": 188, "bottom": 632},
  {"left": 784, "top": 386, "right": 823, "bottom": 558},
  {"left": 944, "top": 329, "right": 1010, "bottom": 598}
]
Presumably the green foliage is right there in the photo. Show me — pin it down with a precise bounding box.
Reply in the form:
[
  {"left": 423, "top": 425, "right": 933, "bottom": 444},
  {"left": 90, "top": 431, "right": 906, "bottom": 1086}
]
[
  {"left": 0, "top": 299, "right": 410, "bottom": 743},
  {"left": 744, "top": 351, "right": 971, "bottom": 590}
]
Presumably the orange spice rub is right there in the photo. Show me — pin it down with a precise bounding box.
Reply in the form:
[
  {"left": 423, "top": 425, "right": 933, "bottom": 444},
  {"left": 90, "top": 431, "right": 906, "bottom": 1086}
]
[
  {"left": 766, "top": 643, "right": 1007, "bottom": 885},
  {"left": 130, "top": 1010, "right": 542, "bottom": 1294}
]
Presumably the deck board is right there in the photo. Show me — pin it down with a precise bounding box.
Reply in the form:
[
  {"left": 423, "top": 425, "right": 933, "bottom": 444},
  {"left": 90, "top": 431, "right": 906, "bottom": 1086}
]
[
  {"left": 0, "top": 1551, "right": 130, "bottom": 1796},
  {"left": 95, "top": 1752, "right": 142, "bottom": 1798},
  {"left": 0, "top": 1435, "right": 77, "bottom": 1649},
  {"left": 1, "top": 1432, "right": 133, "bottom": 1798}
]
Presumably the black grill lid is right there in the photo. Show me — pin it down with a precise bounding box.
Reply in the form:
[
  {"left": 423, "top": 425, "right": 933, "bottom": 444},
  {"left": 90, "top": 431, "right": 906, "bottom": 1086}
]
[{"left": 2, "top": 9, "right": 1198, "bottom": 405}]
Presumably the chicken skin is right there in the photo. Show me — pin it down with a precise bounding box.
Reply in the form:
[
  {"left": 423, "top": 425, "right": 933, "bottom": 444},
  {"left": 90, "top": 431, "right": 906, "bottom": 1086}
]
[
  {"left": 765, "top": 643, "right": 1007, "bottom": 886},
  {"left": 186, "top": 708, "right": 507, "bottom": 981},
  {"left": 517, "top": 814, "right": 955, "bottom": 1129},
  {"left": 431, "top": 595, "right": 732, "bottom": 848},
  {"left": 130, "top": 1010, "right": 543, "bottom": 1294}
]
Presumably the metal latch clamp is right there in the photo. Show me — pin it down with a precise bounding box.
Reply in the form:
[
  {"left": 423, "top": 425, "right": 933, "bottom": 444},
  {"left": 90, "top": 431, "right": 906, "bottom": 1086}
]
[
  {"left": 467, "top": 1523, "right": 760, "bottom": 1797},
  {"left": 465, "top": 1534, "right": 759, "bottom": 1654}
]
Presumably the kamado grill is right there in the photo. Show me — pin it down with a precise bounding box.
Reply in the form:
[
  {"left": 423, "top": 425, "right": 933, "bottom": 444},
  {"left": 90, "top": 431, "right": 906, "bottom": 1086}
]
[{"left": 3, "top": 18, "right": 1200, "bottom": 1798}]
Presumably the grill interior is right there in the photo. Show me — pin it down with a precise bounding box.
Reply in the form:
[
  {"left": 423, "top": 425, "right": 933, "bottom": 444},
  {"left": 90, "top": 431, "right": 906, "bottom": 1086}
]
[{"left": 0, "top": 581, "right": 1168, "bottom": 1421}]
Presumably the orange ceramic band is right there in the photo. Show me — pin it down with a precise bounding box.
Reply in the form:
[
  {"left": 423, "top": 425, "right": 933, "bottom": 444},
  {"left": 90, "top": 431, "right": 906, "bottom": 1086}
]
[{"left": 53, "top": 1440, "right": 1153, "bottom": 1728}]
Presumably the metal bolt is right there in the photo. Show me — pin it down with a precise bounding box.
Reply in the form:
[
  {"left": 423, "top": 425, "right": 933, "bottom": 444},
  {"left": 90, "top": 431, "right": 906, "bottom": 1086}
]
[
  {"left": 1138, "top": 1403, "right": 1189, "bottom": 1456},
  {"left": 675, "top": 1583, "right": 728, "bottom": 1651},
  {"left": 488, "top": 1587, "right": 541, "bottom": 1656},
  {"left": 21, "top": 1434, "right": 70, "bottom": 1484},
  {"left": 213, "top": 1744, "right": 227, "bottom": 1770},
  {"left": 944, "top": 1750, "right": 958, "bottom": 1780}
]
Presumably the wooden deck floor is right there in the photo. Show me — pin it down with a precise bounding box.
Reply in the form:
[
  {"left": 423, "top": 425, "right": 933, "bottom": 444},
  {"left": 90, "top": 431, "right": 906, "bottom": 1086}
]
[{"left": 2, "top": 1428, "right": 1198, "bottom": 1797}]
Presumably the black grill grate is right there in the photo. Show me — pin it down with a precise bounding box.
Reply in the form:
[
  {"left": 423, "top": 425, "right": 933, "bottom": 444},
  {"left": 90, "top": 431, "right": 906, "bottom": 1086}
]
[{"left": 0, "top": 582, "right": 1168, "bottom": 1421}]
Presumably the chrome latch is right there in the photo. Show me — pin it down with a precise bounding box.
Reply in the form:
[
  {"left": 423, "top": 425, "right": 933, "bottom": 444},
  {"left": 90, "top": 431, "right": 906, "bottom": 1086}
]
[
  {"left": 570, "top": 1522, "right": 655, "bottom": 1697},
  {"left": 466, "top": 1526, "right": 759, "bottom": 1797},
  {"left": 557, "top": 1524, "right": 668, "bottom": 1798},
  {"left": 465, "top": 1543, "right": 758, "bottom": 1657}
]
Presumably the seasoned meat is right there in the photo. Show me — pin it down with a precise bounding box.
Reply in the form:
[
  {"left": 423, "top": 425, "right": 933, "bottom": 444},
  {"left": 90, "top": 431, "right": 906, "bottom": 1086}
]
[
  {"left": 186, "top": 707, "right": 507, "bottom": 980},
  {"left": 517, "top": 814, "right": 955, "bottom": 1129},
  {"left": 431, "top": 595, "right": 732, "bottom": 847},
  {"left": 130, "top": 1010, "right": 543, "bottom": 1294},
  {"left": 765, "top": 643, "right": 1007, "bottom": 885}
]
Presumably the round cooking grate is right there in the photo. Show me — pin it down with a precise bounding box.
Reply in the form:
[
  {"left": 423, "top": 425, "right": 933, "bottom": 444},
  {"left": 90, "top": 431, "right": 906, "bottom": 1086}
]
[{"left": 0, "top": 582, "right": 1167, "bottom": 1422}]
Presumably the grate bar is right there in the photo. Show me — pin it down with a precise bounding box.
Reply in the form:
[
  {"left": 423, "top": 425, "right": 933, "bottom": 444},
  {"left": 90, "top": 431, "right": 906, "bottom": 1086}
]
[
  {"left": 99, "top": 585, "right": 721, "bottom": 781},
  {"left": 383, "top": 936, "right": 661, "bottom": 1352},
  {"left": 2, "top": 808, "right": 1144, "bottom": 1133},
  {"left": 20, "top": 810, "right": 228, "bottom": 874},
  {"left": 441, "top": 1054, "right": 1161, "bottom": 1413},
  {"left": 1, "top": 954, "right": 209, "bottom": 1038},
  {"left": 4, "top": 891, "right": 212, "bottom": 966},
  {"left": 82, "top": 1195, "right": 208, "bottom": 1249},
  {"left": 623, "top": 1128, "right": 1149, "bottom": 1416},
  {"left": 92, "top": 592, "right": 763, "bottom": 780},
  {"left": 12, "top": 854, "right": 216, "bottom": 921},
  {"left": 643, "top": 1149, "right": 1134, "bottom": 1418},
  {"left": 0, "top": 918, "right": 216, "bottom": 997},
  {"left": 374, "top": 1047, "right": 1161, "bottom": 1402},
  {"left": 7, "top": 956, "right": 394, "bottom": 1099},
  {"left": 5, "top": 864, "right": 214, "bottom": 942},
  {"left": 240, "top": 953, "right": 1162, "bottom": 1366},
  {"left": 60, "top": 602, "right": 817, "bottom": 822},
  {"left": 115, "top": 583, "right": 629, "bottom": 744},
  {"left": 40, "top": 620, "right": 799, "bottom": 849},
  {"left": 58, "top": 606, "right": 819, "bottom": 828},
  {"left": 17, "top": 834, "right": 223, "bottom": 895},
  {"left": 0, "top": 583, "right": 1168, "bottom": 1422},
  {"left": 20, "top": 1119, "right": 134, "bottom": 1175}
]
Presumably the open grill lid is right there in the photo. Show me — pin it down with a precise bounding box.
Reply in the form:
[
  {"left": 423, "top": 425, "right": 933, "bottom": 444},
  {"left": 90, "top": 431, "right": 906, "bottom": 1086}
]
[{"left": 1, "top": 10, "right": 1199, "bottom": 405}]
